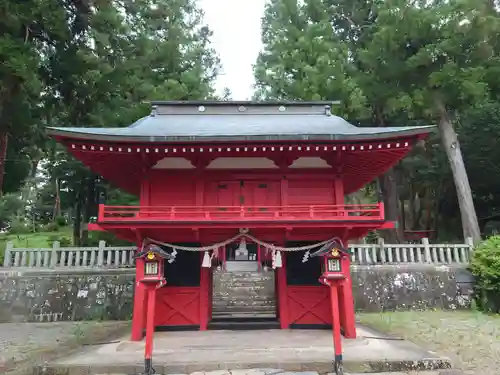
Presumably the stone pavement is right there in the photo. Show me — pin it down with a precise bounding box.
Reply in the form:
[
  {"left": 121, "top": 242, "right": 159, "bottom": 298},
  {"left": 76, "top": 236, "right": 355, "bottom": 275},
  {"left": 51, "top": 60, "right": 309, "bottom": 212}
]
[
  {"left": 41, "top": 325, "right": 453, "bottom": 375},
  {"left": 93, "top": 369, "right": 465, "bottom": 375},
  {"left": 0, "top": 321, "right": 130, "bottom": 374}
]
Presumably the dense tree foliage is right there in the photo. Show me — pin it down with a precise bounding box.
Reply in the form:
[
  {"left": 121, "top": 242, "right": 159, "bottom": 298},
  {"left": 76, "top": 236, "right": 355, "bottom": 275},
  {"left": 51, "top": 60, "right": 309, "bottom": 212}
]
[
  {"left": 2, "top": 0, "right": 500, "bottom": 246},
  {"left": 0, "top": 0, "right": 219, "bottom": 245},
  {"left": 254, "top": 0, "right": 500, "bottom": 243}
]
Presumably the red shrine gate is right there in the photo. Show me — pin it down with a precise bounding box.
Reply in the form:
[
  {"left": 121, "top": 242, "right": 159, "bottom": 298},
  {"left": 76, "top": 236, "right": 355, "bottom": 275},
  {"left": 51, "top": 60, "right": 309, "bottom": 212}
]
[{"left": 47, "top": 101, "right": 433, "bottom": 373}]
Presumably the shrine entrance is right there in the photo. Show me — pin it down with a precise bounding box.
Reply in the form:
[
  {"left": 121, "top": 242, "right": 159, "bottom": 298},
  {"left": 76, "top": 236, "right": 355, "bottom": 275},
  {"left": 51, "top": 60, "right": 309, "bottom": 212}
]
[{"left": 210, "top": 239, "right": 278, "bottom": 329}]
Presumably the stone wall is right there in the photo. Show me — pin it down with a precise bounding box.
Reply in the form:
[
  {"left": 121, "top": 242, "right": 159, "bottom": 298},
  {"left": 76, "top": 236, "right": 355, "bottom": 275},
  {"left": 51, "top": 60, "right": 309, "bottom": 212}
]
[
  {"left": 0, "top": 269, "right": 135, "bottom": 323},
  {"left": 0, "top": 264, "right": 474, "bottom": 323},
  {"left": 351, "top": 264, "right": 474, "bottom": 311}
]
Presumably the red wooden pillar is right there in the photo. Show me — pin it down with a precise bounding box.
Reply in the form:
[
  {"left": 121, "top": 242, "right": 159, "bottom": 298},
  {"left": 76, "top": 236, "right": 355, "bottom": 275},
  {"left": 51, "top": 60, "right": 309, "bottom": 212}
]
[
  {"left": 338, "top": 275, "right": 356, "bottom": 337},
  {"left": 144, "top": 285, "right": 157, "bottom": 370},
  {"left": 277, "top": 251, "right": 289, "bottom": 329},
  {"left": 338, "top": 242, "right": 356, "bottom": 339},
  {"left": 329, "top": 283, "right": 343, "bottom": 361},
  {"left": 131, "top": 257, "right": 146, "bottom": 341}
]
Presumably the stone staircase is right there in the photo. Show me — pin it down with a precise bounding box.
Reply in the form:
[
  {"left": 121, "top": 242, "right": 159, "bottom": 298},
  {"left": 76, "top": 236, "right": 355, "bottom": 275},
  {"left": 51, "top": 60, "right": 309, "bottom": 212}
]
[{"left": 210, "top": 261, "right": 279, "bottom": 330}]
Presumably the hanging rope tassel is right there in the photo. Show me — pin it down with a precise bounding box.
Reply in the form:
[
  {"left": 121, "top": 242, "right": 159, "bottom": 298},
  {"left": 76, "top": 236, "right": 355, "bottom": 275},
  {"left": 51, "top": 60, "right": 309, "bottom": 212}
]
[
  {"left": 302, "top": 250, "right": 310, "bottom": 263},
  {"left": 168, "top": 248, "right": 177, "bottom": 264},
  {"left": 275, "top": 250, "right": 282, "bottom": 268},
  {"left": 202, "top": 251, "right": 211, "bottom": 268}
]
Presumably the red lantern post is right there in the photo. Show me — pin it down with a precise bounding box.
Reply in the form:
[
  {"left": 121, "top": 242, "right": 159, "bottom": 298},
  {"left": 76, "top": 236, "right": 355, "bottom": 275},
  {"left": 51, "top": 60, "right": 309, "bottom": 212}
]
[
  {"left": 317, "top": 242, "right": 354, "bottom": 375},
  {"left": 135, "top": 244, "right": 169, "bottom": 375}
]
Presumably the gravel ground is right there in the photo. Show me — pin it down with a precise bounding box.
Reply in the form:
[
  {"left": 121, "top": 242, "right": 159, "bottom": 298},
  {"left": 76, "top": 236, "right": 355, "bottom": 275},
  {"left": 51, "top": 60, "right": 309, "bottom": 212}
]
[
  {"left": 357, "top": 310, "right": 500, "bottom": 375},
  {"left": 0, "top": 321, "right": 130, "bottom": 375}
]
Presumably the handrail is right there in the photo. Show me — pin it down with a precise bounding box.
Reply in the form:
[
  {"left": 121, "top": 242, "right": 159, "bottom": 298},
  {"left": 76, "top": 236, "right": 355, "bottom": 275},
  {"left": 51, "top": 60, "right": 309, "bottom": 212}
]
[{"left": 98, "top": 203, "right": 385, "bottom": 222}]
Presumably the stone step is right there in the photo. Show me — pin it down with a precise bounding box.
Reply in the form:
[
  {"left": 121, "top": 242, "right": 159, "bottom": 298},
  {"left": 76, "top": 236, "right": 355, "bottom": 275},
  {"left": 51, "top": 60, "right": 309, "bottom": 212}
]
[
  {"left": 214, "top": 287, "right": 273, "bottom": 294},
  {"left": 214, "top": 285, "right": 274, "bottom": 290},
  {"left": 213, "top": 305, "right": 276, "bottom": 311},
  {"left": 215, "top": 271, "right": 275, "bottom": 279},
  {"left": 225, "top": 261, "right": 259, "bottom": 272},
  {"left": 213, "top": 294, "right": 275, "bottom": 300},
  {"left": 214, "top": 276, "right": 274, "bottom": 284},
  {"left": 213, "top": 291, "right": 275, "bottom": 298},
  {"left": 215, "top": 277, "right": 275, "bottom": 284},
  {"left": 212, "top": 305, "right": 276, "bottom": 314},
  {"left": 213, "top": 286, "right": 273, "bottom": 293},
  {"left": 212, "top": 305, "right": 276, "bottom": 313},
  {"left": 208, "top": 319, "right": 280, "bottom": 330},
  {"left": 213, "top": 297, "right": 275, "bottom": 303},
  {"left": 213, "top": 296, "right": 275, "bottom": 303},
  {"left": 213, "top": 303, "right": 276, "bottom": 310},
  {"left": 214, "top": 280, "right": 275, "bottom": 290},
  {"left": 211, "top": 313, "right": 277, "bottom": 318},
  {"left": 214, "top": 279, "right": 274, "bottom": 286},
  {"left": 213, "top": 297, "right": 275, "bottom": 302},
  {"left": 211, "top": 312, "right": 277, "bottom": 319}
]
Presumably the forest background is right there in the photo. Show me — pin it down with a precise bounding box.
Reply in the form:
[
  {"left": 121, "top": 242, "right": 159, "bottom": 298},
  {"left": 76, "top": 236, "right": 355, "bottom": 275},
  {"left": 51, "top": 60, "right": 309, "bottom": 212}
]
[{"left": 1, "top": 0, "right": 500, "bottom": 255}]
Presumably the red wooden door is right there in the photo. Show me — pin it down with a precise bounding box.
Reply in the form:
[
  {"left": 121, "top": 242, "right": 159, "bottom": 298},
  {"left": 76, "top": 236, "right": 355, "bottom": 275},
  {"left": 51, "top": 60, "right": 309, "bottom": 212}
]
[
  {"left": 242, "top": 181, "right": 279, "bottom": 207},
  {"left": 216, "top": 181, "right": 241, "bottom": 207},
  {"left": 205, "top": 181, "right": 240, "bottom": 207},
  {"left": 206, "top": 180, "right": 280, "bottom": 219}
]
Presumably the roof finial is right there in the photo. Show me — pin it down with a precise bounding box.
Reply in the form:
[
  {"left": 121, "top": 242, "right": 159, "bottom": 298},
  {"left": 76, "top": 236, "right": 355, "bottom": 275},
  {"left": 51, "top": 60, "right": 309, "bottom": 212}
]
[
  {"left": 150, "top": 105, "right": 158, "bottom": 117},
  {"left": 324, "top": 105, "right": 331, "bottom": 116}
]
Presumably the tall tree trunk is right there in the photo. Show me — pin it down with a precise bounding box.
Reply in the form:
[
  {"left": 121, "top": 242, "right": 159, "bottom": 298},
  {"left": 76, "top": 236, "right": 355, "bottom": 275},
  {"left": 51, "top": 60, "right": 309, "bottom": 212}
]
[
  {"left": 53, "top": 178, "right": 61, "bottom": 220},
  {"left": 399, "top": 196, "right": 406, "bottom": 231},
  {"left": 379, "top": 170, "right": 403, "bottom": 243},
  {"left": 435, "top": 97, "right": 481, "bottom": 244},
  {"left": 81, "top": 175, "right": 96, "bottom": 246},
  {"left": 408, "top": 182, "right": 416, "bottom": 229},
  {"left": 73, "top": 181, "right": 85, "bottom": 246},
  {"left": 0, "top": 132, "right": 8, "bottom": 196},
  {"left": 73, "top": 198, "right": 82, "bottom": 246},
  {"left": 374, "top": 105, "right": 403, "bottom": 243}
]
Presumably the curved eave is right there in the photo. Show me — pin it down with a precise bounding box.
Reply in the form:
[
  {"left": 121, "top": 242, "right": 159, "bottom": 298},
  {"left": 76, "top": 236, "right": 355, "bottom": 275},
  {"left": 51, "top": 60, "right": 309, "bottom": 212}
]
[
  {"left": 61, "top": 136, "right": 427, "bottom": 196},
  {"left": 47, "top": 125, "right": 436, "bottom": 143}
]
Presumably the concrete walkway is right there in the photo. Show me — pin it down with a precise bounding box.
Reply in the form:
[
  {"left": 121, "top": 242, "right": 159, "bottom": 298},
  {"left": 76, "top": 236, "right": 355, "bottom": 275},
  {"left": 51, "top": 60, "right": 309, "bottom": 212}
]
[{"left": 39, "top": 325, "right": 453, "bottom": 374}]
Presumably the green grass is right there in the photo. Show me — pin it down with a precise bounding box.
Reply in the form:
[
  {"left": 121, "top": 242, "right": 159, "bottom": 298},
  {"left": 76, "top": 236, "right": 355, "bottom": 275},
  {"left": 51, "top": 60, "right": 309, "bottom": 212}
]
[
  {"left": 0, "top": 229, "right": 73, "bottom": 264},
  {"left": 358, "top": 310, "right": 500, "bottom": 375},
  {"left": 0, "top": 228, "right": 72, "bottom": 249}
]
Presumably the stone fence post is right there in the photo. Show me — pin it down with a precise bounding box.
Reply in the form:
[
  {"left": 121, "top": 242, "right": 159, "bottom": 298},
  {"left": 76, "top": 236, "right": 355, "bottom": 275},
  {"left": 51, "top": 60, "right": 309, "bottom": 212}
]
[
  {"left": 422, "top": 237, "right": 431, "bottom": 263},
  {"left": 466, "top": 237, "right": 474, "bottom": 249},
  {"left": 97, "top": 240, "right": 106, "bottom": 266},
  {"left": 51, "top": 241, "right": 60, "bottom": 267},
  {"left": 3, "top": 241, "right": 13, "bottom": 267}
]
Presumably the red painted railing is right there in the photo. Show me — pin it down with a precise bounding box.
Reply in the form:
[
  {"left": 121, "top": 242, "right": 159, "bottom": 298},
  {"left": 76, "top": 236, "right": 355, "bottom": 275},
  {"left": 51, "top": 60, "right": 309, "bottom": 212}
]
[{"left": 97, "top": 203, "right": 385, "bottom": 223}]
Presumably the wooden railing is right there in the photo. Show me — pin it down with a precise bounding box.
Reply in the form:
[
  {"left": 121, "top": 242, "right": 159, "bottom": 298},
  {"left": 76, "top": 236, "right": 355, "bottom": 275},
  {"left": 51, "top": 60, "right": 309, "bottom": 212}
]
[
  {"left": 98, "top": 203, "right": 385, "bottom": 222},
  {"left": 2, "top": 237, "right": 473, "bottom": 269}
]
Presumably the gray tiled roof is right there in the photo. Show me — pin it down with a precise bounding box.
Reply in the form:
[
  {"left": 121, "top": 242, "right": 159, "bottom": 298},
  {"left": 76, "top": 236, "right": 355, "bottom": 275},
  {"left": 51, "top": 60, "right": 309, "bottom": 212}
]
[{"left": 46, "top": 101, "right": 435, "bottom": 142}]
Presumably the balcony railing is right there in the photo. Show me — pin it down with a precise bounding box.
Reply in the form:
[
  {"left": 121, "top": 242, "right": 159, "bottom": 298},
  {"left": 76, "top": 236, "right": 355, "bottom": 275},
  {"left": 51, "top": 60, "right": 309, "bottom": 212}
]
[{"left": 97, "top": 203, "right": 385, "bottom": 223}]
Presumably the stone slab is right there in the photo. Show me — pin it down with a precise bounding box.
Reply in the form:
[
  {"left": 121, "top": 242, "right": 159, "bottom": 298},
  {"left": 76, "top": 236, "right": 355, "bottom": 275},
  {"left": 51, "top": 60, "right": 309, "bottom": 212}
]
[
  {"left": 37, "top": 325, "right": 452, "bottom": 375},
  {"left": 87, "top": 370, "right": 462, "bottom": 375}
]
